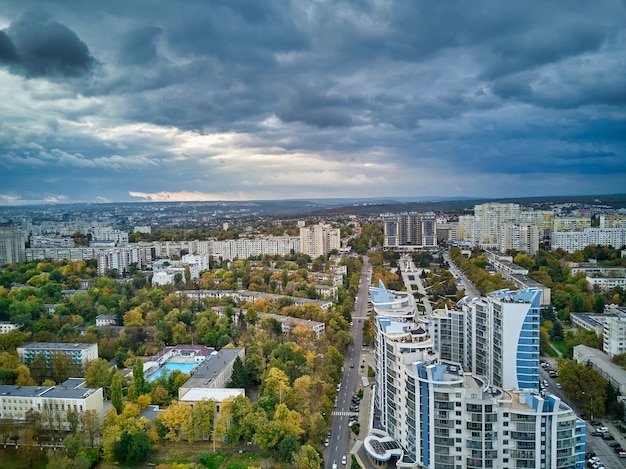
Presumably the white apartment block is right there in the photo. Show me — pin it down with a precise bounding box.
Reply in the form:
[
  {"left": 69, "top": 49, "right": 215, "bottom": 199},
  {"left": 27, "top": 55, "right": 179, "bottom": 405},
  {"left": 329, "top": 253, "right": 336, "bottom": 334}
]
[
  {"left": 0, "top": 226, "right": 26, "bottom": 266},
  {"left": 587, "top": 275, "right": 626, "bottom": 292},
  {"left": 91, "top": 226, "right": 128, "bottom": 244},
  {"left": 518, "top": 210, "right": 554, "bottom": 237},
  {"left": 299, "top": 223, "right": 340, "bottom": 258},
  {"left": 603, "top": 316, "right": 626, "bottom": 357},
  {"left": 0, "top": 383, "right": 103, "bottom": 429},
  {"left": 500, "top": 221, "right": 540, "bottom": 255},
  {"left": 17, "top": 342, "right": 98, "bottom": 371},
  {"left": 474, "top": 203, "right": 521, "bottom": 243},
  {"left": 601, "top": 215, "right": 626, "bottom": 228},
  {"left": 0, "top": 322, "right": 19, "bottom": 334},
  {"left": 209, "top": 236, "right": 300, "bottom": 261},
  {"left": 552, "top": 217, "right": 592, "bottom": 233},
  {"left": 551, "top": 227, "right": 626, "bottom": 253},
  {"left": 30, "top": 235, "right": 75, "bottom": 248},
  {"left": 97, "top": 246, "right": 143, "bottom": 276}
]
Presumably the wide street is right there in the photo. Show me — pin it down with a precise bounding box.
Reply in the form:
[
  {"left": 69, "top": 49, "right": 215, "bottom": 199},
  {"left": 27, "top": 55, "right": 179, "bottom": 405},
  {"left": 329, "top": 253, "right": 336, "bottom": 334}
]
[{"left": 324, "top": 256, "right": 372, "bottom": 469}]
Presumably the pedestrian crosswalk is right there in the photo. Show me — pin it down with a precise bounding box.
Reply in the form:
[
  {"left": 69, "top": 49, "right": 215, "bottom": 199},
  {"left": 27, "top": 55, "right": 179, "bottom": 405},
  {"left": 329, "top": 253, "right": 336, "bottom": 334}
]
[{"left": 332, "top": 411, "right": 359, "bottom": 416}]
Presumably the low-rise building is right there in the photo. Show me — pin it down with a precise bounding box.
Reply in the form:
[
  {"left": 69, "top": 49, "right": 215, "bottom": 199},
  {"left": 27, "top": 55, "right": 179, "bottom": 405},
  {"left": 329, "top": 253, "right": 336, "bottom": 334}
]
[
  {"left": 0, "top": 383, "right": 103, "bottom": 429},
  {"left": 0, "top": 321, "right": 19, "bottom": 334},
  {"left": 17, "top": 342, "right": 98, "bottom": 371}
]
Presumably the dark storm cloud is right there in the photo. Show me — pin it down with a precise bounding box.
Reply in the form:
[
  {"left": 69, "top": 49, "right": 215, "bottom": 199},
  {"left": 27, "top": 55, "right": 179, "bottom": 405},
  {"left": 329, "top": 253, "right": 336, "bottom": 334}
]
[
  {"left": 0, "top": 0, "right": 625, "bottom": 204},
  {"left": 276, "top": 87, "right": 361, "bottom": 128},
  {"left": 0, "top": 30, "right": 19, "bottom": 62},
  {"left": 117, "top": 27, "right": 163, "bottom": 66},
  {"left": 0, "top": 12, "right": 97, "bottom": 78}
]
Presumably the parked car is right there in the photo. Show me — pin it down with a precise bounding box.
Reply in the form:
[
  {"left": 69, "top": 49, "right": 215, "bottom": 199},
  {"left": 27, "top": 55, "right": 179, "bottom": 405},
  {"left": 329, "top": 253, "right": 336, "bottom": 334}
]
[
  {"left": 608, "top": 442, "right": 621, "bottom": 448},
  {"left": 602, "top": 434, "right": 614, "bottom": 441},
  {"left": 590, "top": 431, "right": 603, "bottom": 437},
  {"left": 596, "top": 427, "right": 609, "bottom": 433},
  {"left": 341, "top": 455, "right": 347, "bottom": 465},
  {"left": 614, "top": 447, "right": 625, "bottom": 453}
]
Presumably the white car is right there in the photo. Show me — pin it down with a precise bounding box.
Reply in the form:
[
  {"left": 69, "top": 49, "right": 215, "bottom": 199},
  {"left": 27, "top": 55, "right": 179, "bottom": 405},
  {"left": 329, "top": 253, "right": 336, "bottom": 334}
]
[
  {"left": 597, "top": 427, "right": 609, "bottom": 433},
  {"left": 342, "top": 455, "right": 347, "bottom": 465}
]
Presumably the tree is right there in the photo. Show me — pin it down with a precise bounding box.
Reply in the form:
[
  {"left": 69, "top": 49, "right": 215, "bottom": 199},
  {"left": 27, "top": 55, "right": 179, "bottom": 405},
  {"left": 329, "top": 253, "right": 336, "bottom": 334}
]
[
  {"left": 85, "top": 358, "right": 112, "bottom": 394},
  {"left": 191, "top": 398, "right": 216, "bottom": 441},
  {"left": 133, "top": 358, "right": 146, "bottom": 397},
  {"left": 593, "top": 294, "right": 605, "bottom": 314},
  {"left": 51, "top": 352, "right": 81, "bottom": 383},
  {"left": 111, "top": 373, "right": 123, "bottom": 414},
  {"left": 29, "top": 352, "right": 49, "bottom": 384},
  {"left": 113, "top": 430, "right": 152, "bottom": 463},
  {"left": 227, "top": 355, "right": 248, "bottom": 388},
  {"left": 81, "top": 409, "right": 100, "bottom": 447},
  {"left": 292, "top": 443, "right": 323, "bottom": 469},
  {"left": 158, "top": 401, "right": 194, "bottom": 443}
]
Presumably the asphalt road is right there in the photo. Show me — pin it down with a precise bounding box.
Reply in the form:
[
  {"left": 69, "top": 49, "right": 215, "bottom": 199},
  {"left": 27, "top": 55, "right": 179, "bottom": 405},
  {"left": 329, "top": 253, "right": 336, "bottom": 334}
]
[{"left": 325, "top": 257, "right": 371, "bottom": 468}]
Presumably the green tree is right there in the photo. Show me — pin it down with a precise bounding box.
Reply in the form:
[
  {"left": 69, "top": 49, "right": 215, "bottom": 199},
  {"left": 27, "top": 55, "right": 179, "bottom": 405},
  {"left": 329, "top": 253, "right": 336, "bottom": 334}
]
[
  {"left": 84, "top": 358, "right": 112, "bottom": 394},
  {"left": 593, "top": 294, "right": 605, "bottom": 314},
  {"left": 227, "top": 355, "right": 248, "bottom": 388},
  {"left": 51, "top": 352, "right": 81, "bottom": 383},
  {"left": 292, "top": 443, "right": 323, "bottom": 469},
  {"left": 133, "top": 358, "right": 146, "bottom": 397},
  {"left": 113, "top": 430, "right": 152, "bottom": 463},
  {"left": 111, "top": 373, "right": 123, "bottom": 414}
]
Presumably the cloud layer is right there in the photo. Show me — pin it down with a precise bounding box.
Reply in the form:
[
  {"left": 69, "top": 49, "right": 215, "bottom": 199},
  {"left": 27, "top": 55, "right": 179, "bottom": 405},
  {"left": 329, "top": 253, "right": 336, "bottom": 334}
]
[{"left": 0, "top": 0, "right": 625, "bottom": 205}]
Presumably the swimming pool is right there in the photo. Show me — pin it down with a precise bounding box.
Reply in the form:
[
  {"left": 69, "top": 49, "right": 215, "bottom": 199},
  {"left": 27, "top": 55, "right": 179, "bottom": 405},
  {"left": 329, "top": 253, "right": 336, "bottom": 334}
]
[{"left": 147, "top": 362, "right": 199, "bottom": 381}]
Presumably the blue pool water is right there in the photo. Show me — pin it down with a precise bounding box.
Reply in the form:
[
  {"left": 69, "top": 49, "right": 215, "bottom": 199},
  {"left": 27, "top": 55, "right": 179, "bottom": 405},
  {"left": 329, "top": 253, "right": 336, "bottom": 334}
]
[{"left": 147, "top": 362, "right": 199, "bottom": 381}]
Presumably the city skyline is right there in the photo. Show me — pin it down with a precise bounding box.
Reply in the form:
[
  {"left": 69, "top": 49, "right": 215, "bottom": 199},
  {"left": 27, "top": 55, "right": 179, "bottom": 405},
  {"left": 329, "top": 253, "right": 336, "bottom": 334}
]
[{"left": 1, "top": 1, "right": 625, "bottom": 206}]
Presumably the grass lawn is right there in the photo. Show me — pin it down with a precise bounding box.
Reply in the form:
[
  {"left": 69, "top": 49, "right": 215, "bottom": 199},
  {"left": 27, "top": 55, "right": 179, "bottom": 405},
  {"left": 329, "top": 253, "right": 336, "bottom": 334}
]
[{"left": 551, "top": 340, "right": 570, "bottom": 358}]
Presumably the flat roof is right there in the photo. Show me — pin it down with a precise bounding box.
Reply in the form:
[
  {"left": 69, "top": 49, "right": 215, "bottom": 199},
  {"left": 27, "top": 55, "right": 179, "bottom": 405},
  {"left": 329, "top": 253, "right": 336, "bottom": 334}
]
[
  {"left": 18, "top": 342, "right": 96, "bottom": 350},
  {"left": 182, "top": 348, "right": 244, "bottom": 388},
  {"left": 180, "top": 388, "right": 244, "bottom": 402}
]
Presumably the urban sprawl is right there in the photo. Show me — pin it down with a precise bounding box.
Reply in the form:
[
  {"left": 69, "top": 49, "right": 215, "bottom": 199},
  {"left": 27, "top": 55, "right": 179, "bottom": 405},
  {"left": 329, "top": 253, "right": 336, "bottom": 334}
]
[{"left": 0, "top": 199, "right": 625, "bottom": 469}]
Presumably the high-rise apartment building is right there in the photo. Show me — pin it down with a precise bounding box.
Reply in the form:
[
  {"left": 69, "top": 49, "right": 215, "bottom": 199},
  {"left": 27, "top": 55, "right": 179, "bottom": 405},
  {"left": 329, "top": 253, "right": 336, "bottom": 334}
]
[
  {"left": 474, "top": 203, "right": 520, "bottom": 243},
  {"left": 460, "top": 289, "right": 541, "bottom": 390},
  {"left": 500, "top": 221, "right": 540, "bottom": 255},
  {"left": 383, "top": 213, "right": 437, "bottom": 248},
  {"left": 299, "top": 223, "right": 340, "bottom": 258},
  {"left": 365, "top": 283, "right": 584, "bottom": 468},
  {"left": 0, "top": 226, "right": 26, "bottom": 266}
]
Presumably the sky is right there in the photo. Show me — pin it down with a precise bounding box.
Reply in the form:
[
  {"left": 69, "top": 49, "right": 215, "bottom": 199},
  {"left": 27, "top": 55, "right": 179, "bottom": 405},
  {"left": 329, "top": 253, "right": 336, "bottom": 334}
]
[{"left": 1, "top": 0, "right": 625, "bottom": 206}]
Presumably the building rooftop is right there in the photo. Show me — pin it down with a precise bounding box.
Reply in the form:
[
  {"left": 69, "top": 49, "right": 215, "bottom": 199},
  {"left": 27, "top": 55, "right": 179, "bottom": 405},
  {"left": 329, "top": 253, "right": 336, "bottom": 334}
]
[
  {"left": 182, "top": 348, "right": 244, "bottom": 389},
  {"left": 18, "top": 341, "right": 96, "bottom": 350},
  {"left": 179, "top": 387, "right": 245, "bottom": 402}
]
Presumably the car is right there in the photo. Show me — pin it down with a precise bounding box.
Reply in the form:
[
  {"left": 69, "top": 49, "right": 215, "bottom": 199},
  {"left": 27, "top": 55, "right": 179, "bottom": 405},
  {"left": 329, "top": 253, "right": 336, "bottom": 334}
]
[
  {"left": 609, "top": 442, "right": 621, "bottom": 447},
  {"left": 602, "top": 434, "right": 614, "bottom": 441},
  {"left": 556, "top": 383, "right": 562, "bottom": 389},
  {"left": 591, "top": 431, "right": 603, "bottom": 436},
  {"left": 350, "top": 363, "right": 354, "bottom": 368},
  {"left": 614, "top": 447, "right": 625, "bottom": 453},
  {"left": 591, "top": 421, "right": 602, "bottom": 426},
  {"left": 596, "top": 427, "right": 609, "bottom": 433},
  {"left": 619, "top": 452, "right": 626, "bottom": 458},
  {"left": 332, "top": 464, "right": 338, "bottom": 469},
  {"left": 587, "top": 456, "right": 599, "bottom": 463},
  {"left": 341, "top": 455, "right": 347, "bottom": 465},
  {"left": 324, "top": 438, "right": 330, "bottom": 447}
]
